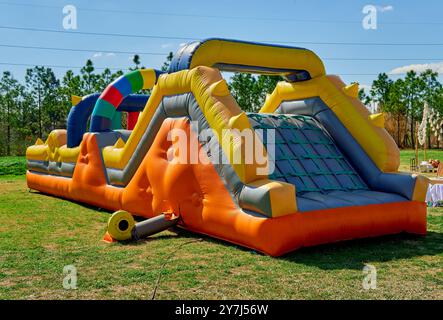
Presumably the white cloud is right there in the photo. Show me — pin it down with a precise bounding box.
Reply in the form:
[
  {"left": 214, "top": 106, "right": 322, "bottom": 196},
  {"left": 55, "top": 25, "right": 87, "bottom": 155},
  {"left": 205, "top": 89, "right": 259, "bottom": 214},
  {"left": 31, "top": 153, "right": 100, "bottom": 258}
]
[
  {"left": 388, "top": 61, "right": 443, "bottom": 75},
  {"left": 161, "top": 43, "right": 173, "bottom": 49},
  {"left": 92, "top": 52, "right": 103, "bottom": 58},
  {"left": 377, "top": 5, "right": 394, "bottom": 12},
  {"left": 92, "top": 52, "right": 115, "bottom": 59}
]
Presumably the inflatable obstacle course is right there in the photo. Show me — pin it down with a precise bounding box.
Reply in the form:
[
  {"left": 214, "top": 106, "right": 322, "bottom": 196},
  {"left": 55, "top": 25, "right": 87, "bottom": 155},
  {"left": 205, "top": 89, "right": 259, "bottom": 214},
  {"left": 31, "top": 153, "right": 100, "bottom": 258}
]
[{"left": 26, "top": 39, "right": 428, "bottom": 256}]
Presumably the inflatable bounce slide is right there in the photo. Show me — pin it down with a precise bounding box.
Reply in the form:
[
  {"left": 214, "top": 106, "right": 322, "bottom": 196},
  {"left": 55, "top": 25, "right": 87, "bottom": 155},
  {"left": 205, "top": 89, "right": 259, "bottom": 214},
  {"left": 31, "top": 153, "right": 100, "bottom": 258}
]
[{"left": 26, "top": 39, "right": 428, "bottom": 256}]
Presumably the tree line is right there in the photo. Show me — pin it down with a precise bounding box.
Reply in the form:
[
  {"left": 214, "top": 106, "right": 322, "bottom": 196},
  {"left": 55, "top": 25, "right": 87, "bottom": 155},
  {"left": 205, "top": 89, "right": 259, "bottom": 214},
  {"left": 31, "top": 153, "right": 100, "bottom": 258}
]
[
  {"left": 230, "top": 69, "right": 443, "bottom": 150},
  {"left": 0, "top": 54, "right": 441, "bottom": 156},
  {"left": 359, "top": 70, "right": 443, "bottom": 148},
  {"left": 0, "top": 54, "right": 174, "bottom": 156}
]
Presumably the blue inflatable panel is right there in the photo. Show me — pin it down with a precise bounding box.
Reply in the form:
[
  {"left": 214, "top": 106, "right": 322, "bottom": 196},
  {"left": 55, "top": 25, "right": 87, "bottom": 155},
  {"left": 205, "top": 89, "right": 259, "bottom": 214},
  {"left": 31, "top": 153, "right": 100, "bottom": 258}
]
[{"left": 66, "top": 94, "right": 149, "bottom": 147}]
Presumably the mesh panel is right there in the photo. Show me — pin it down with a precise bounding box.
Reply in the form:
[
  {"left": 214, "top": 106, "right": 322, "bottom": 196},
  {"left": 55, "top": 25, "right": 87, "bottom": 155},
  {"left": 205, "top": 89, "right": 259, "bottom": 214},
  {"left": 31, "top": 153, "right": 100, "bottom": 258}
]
[{"left": 248, "top": 113, "right": 368, "bottom": 195}]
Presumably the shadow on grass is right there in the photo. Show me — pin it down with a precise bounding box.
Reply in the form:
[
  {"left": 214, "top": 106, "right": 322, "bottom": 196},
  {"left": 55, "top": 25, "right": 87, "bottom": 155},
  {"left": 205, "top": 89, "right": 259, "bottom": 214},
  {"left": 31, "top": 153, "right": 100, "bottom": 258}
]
[
  {"left": 147, "top": 228, "right": 443, "bottom": 270},
  {"left": 29, "top": 190, "right": 443, "bottom": 270},
  {"left": 282, "top": 231, "right": 443, "bottom": 270},
  {"left": 117, "top": 227, "right": 204, "bottom": 247}
]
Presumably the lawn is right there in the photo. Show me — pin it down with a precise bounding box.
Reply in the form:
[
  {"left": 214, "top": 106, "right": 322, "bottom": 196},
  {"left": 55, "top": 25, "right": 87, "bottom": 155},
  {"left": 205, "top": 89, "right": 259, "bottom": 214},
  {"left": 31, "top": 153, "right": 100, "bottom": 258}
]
[
  {"left": 0, "top": 152, "right": 442, "bottom": 300},
  {"left": 399, "top": 149, "right": 443, "bottom": 174},
  {"left": 0, "top": 156, "right": 26, "bottom": 176}
]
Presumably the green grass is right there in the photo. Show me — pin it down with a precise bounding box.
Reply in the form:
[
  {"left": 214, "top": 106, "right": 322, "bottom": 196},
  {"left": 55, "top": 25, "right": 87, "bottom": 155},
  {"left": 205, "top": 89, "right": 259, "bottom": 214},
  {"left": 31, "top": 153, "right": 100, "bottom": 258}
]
[
  {"left": 0, "top": 156, "right": 26, "bottom": 176},
  {"left": 0, "top": 152, "right": 442, "bottom": 300},
  {"left": 399, "top": 149, "right": 443, "bottom": 173}
]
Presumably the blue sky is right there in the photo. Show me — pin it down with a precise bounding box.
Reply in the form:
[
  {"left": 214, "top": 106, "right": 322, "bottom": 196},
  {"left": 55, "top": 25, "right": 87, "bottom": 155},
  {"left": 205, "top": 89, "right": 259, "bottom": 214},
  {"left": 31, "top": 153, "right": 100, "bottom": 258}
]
[{"left": 0, "top": 0, "right": 442, "bottom": 90}]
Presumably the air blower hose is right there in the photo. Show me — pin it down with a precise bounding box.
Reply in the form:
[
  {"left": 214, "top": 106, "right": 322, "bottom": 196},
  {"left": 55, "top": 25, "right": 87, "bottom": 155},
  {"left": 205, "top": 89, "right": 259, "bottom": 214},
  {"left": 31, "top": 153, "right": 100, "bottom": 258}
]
[{"left": 106, "top": 210, "right": 179, "bottom": 241}]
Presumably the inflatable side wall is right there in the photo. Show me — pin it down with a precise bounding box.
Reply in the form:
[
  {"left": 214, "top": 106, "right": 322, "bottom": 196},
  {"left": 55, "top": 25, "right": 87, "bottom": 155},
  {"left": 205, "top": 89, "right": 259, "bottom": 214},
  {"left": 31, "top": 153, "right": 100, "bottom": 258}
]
[{"left": 25, "top": 39, "right": 428, "bottom": 256}]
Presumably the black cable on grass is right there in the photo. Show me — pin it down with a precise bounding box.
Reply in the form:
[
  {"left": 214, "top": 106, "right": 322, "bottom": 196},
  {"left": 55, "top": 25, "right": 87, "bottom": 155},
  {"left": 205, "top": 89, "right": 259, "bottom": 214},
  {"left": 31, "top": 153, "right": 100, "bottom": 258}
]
[{"left": 151, "top": 238, "right": 203, "bottom": 300}]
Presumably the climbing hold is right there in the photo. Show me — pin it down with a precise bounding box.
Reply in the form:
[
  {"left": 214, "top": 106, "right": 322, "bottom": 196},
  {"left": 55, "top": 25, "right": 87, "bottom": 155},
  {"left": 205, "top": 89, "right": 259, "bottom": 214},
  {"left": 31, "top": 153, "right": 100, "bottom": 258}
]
[
  {"left": 71, "top": 95, "right": 82, "bottom": 106},
  {"left": 114, "top": 138, "right": 125, "bottom": 149},
  {"left": 369, "top": 113, "right": 385, "bottom": 128},
  {"left": 209, "top": 79, "right": 230, "bottom": 97},
  {"left": 342, "top": 83, "right": 359, "bottom": 99}
]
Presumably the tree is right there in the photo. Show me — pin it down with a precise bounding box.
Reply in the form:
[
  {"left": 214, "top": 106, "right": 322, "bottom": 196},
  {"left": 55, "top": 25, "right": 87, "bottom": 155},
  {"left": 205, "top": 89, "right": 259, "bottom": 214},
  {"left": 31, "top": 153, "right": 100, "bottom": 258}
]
[
  {"left": 417, "top": 70, "right": 442, "bottom": 147},
  {"left": 15, "top": 90, "right": 35, "bottom": 154},
  {"left": 420, "top": 69, "right": 442, "bottom": 109},
  {"left": 61, "top": 70, "right": 83, "bottom": 99},
  {"left": 161, "top": 52, "right": 174, "bottom": 72},
  {"left": 25, "top": 67, "right": 44, "bottom": 138},
  {"left": 366, "top": 69, "right": 442, "bottom": 149},
  {"left": 370, "top": 73, "right": 393, "bottom": 112},
  {"left": 358, "top": 88, "right": 371, "bottom": 105},
  {"left": 228, "top": 73, "right": 283, "bottom": 112},
  {"left": 387, "top": 79, "right": 407, "bottom": 146},
  {"left": 0, "top": 72, "right": 22, "bottom": 155},
  {"left": 80, "top": 59, "right": 98, "bottom": 94},
  {"left": 2, "top": 56, "right": 442, "bottom": 156},
  {"left": 129, "top": 54, "right": 145, "bottom": 71},
  {"left": 57, "top": 69, "right": 83, "bottom": 120},
  {"left": 25, "top": 66, "right": 60, "bottom": 137},
  {"left": 434, "top": 87, "right": 443, "bottom": 115},
  {"left": 95, "top": 68, "right": 123, "bottom": 92},
  {"left": 256, "top": 75, "right": 282, "bottom": 103},
  {"left": 401, "top": 71, "right": 426, "bottom": 149},
  {"left": 229, "top": 73, "right": 260, "bottom": 112}
]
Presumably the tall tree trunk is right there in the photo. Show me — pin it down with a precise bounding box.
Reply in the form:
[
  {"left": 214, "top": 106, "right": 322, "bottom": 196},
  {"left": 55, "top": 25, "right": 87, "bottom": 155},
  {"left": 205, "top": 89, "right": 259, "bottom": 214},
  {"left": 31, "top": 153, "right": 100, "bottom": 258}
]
[
  {"left": 38, "top": 85, "right": 42, "bottom": 138},
  {"left": 6, "top": 100, "right": 10, "bottom": 156},
  {"left": 397, "top": 113, "right": 401, "bottom": 147},
  {"left": 410, "top": 115, "right": 415, "bottom": 149}
]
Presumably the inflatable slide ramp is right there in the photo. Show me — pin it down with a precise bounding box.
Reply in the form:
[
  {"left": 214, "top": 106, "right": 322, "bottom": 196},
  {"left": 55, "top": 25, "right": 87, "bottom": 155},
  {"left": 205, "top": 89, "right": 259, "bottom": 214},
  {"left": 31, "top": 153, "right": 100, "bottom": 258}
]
[{"left": 26, "top": 39, "right": 428, "bottom": 256}]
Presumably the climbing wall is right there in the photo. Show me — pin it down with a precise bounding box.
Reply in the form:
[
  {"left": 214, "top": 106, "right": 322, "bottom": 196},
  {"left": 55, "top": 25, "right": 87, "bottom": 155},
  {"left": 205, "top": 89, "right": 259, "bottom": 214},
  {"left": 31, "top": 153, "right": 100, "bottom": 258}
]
[{"left": 248, "top": 113, "right": 368, "bottom": 195}]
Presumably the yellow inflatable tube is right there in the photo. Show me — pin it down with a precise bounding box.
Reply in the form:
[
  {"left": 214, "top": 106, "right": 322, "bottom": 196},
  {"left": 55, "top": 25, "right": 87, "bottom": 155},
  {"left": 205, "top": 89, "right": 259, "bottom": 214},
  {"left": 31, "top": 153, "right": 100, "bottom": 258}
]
[
  {"left": 103, "top": 66, "right": 271, "bottom": 183},
  {"left": 173, "top": 38, "right": 326, "bottom": 80},
  {"left": 26, "top": 130, "right": 79, "bottom": 163}
]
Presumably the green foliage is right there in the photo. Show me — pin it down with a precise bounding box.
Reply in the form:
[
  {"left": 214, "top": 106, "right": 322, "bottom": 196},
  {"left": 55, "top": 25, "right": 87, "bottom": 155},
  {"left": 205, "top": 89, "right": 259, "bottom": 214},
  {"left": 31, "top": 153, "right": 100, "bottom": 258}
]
[
  {"left": 421, "top": 69, "right": 443, "bottom": 113},
  {"left": 129, "top": 54, "right": 143, "bottom": 71},
  {"left": 0, "top": 156, "right": 26, "bottom": 175},
  {"left": 228, "top": 73, "right": 282, "bottom": 112},
  {"left": 0, "top": 58, "right": 137, "bottom": 156},
  {"left": 1, "top": 51, "right": 442, "bottom": 156},
  {"left": 161, "top": 52, "right": 174, "bottom": 72},
  {"left": 358, "top": 88, "right": 371, "bottom": 105},
  {"left": 0, "top": 71, "right": 26, "bottom": 155},
  {"left": 366, "top": 69, "right": 443, "bottom": 148},
  {"left": 370, "top": 73, "right": 393, "bottom": 110},
  {"left": 80, "top": 59, "right": 97, "bottom": 94},
  {"left": 25, "top": 66, "right": 60, "bottom": 138}
]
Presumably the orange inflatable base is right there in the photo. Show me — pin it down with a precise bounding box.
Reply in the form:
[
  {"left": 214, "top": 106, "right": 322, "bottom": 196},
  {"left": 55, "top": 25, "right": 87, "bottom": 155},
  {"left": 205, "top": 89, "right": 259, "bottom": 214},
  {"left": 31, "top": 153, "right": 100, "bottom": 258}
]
[
  {"left": 181, "top": 201, "right": 426, "bottom": 257},
  {"left": 27, "top": 170, "right": 426, "bottom": 256},
  {"left": 26, "top": 121, "right": 427, "bottom": 257}
]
